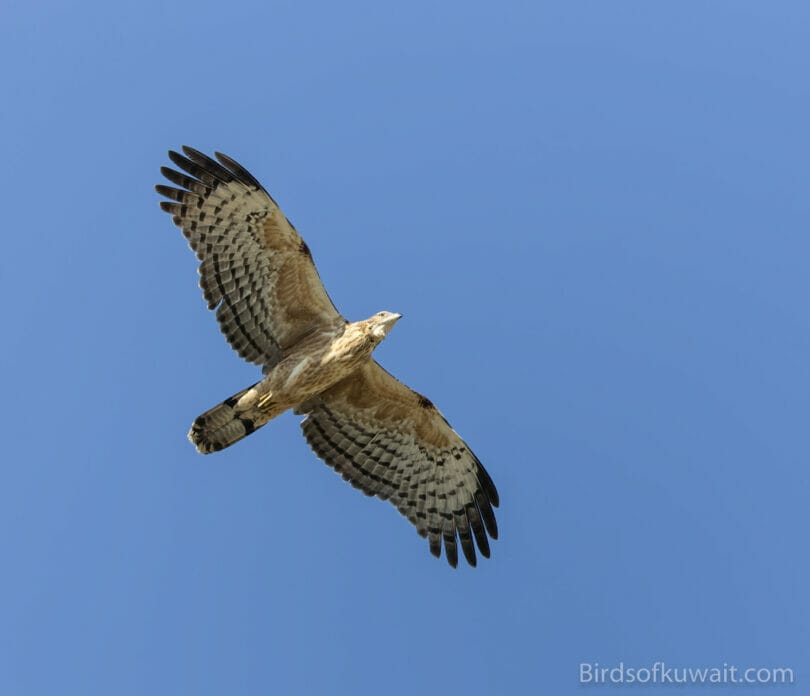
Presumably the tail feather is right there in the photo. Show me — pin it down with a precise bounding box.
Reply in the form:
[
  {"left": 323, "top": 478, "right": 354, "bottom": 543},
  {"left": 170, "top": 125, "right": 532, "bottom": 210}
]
[{"left": 189, "top": 382, "right": 275, "bottom": 453}]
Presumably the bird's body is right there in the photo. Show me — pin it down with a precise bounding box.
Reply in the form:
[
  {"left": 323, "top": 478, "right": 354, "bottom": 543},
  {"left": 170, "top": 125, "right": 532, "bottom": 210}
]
[
  {"left": 157, "top": 147, "right": 499, "bottom": 567},
  {"left": 189, "top": 314, "right": 401, "bottom": 453}
]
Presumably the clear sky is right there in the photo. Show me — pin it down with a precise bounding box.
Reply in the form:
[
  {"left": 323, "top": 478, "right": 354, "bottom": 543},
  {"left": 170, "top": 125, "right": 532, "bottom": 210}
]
[{"left": 1, "top": 1, "right": 808, "bottom": 694}]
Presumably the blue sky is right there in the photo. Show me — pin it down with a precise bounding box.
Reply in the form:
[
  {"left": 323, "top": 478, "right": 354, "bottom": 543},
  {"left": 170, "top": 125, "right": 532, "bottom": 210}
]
[{"left": 1, "top": 1, "right": 808, "bottom": 694}]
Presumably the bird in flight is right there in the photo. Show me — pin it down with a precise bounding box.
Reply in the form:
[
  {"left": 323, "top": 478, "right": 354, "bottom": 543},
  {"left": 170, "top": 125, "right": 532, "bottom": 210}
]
[{"left": 156, "top": 147, "right": 499, "bottom": 567}]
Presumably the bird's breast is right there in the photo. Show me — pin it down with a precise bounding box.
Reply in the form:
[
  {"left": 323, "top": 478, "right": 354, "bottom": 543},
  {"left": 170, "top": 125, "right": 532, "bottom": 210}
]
[{"left": 271, "top": 337, "right": 370, "bottom": 403}]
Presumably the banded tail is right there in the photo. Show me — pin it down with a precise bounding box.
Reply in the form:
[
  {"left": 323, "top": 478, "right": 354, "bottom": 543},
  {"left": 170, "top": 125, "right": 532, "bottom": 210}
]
[{"left": 189, "top": 382, "right": 280, "bottom": 453}]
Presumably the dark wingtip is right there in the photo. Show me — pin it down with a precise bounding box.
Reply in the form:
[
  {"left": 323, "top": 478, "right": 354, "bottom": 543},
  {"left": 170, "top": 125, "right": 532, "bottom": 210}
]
[
  {"left": 473, "top": 454, "right": 499, "bottom": 507},
  {"left": 460, "top": 536, "right": 477, "bottom": 567},
  {"left": 443, "top": 526, "right": 458, "bottom": 568},
  {"left": 476, "top": 491, "right": 498, "bottom": 540},
  {"left": 214, "top": 150, "right": 265, "bottom": 191},
  {"left": 181, "top": 144, "right": 203, "bottom": 158},
  {"left": 488, "top": 478, "right": 500, "bottom": 508},
  {"left": 155, "top": 184, "right": 183, "bottom": 201}
]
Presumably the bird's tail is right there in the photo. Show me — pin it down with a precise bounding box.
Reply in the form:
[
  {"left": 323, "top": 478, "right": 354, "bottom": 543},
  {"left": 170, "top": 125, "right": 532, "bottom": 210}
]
[{"left": 188, "top": 382, "right": 281, "bottom": 454}]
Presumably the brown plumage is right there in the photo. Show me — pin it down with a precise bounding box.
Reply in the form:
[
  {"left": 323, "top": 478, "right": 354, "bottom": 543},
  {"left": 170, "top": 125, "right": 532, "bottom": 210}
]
[{"left": 157, "top": 147, "right": 499, "bottom": 567}]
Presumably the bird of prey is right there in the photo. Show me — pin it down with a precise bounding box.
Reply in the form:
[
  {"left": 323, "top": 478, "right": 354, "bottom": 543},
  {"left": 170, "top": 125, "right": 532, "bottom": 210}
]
[{"left": 156, "top": 147, "right": 499, "bottom": 567}]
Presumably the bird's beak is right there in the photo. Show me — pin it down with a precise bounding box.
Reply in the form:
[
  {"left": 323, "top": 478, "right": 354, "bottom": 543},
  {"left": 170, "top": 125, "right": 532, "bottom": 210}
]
[{"left": 384, "top": 313, "right": 402, "bottom": 329}]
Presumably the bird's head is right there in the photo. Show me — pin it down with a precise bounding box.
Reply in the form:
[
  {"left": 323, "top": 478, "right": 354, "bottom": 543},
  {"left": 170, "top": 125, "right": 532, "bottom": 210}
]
[{"left": 368, "top": 311, "right": 402, "bottom": 341}]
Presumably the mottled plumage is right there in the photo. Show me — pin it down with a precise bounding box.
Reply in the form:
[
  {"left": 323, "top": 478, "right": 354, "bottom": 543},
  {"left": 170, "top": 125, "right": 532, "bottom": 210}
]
[{"left": 157, "top": 147, "right": 499, "bottom": 567}]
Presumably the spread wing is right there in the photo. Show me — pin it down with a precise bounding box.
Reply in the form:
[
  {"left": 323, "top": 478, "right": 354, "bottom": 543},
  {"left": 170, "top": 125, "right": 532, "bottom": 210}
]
[
  {"left": 156, "top": 147, "right": 344, "bottom": 369},
  {"left": 297, "top": 361, "right": 499, "bottom": 567}
]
